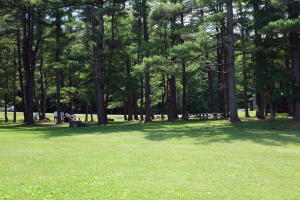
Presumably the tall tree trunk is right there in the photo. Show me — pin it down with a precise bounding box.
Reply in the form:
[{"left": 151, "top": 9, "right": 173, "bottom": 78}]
[
  {"left": 5, "top": 65, "right": 8, "bottom": 122},
  {"left": 69, "top": 74, "right": 73, "bottom": 114},
  {"left": 92, "top": 3, "right": 106, "bottom": 125},
  {"left": 287, "top": 0, "right": 300, "bottom": 121},
  {"left": 253, "top": 0, "right": 265, "bottom": 120},
  {"left": 243, "top": 52, "right": 250, "bottom": 117},
  {"left": 133, "top": 88, "right": 139, "bottom": 120},
  {"left": 224, "top": 49, "right": 230, "bottom": 117},
  {"left": 56, "top": 10, "right": 62, "bottom": 124},
  {"left": 161, "top": 75, "right": 166, "bottom": 119},
  {"left": 140, "top": 73, "right": 144, "bottom": 121},
  {"left": 127, "top": 95, "right": 133, "bottom": 120},
  {"left": 227, "top": 0, "right": 240, "bottom": 122},
  {"left": 217, "top": 28, "right": 226, "bottom": 116},
  {"left": 182, "top": 63, "right": 186, "bottom": 116},
  {"left": 105, "top": 8, "right": 115, "bottom": 123},
  {"left": 33, "top": 83, "right": 40, "bottom": 113},
  {"left": 123, "top": 98, "right": 127, "bottom": 120},
  {"left": 127, "top": 65, "right": 133, "bottom": 120},
  {"left": 289, "top": 32, "right": 300, "bottom": 120},
  {"left": 23, "top": 7, "right": 41, "bottom": 125},
  {"left": 267, "top": 86, "right": 276, "bottom": 121},
  {"left": 170, "top": 76, "right": 178, "bottom": 119},
  {"left": 13, "top": 48, "right": 17, "bottom": 122},
  {"left": 61, "top": 71, "right": 65, "bottom": 112},
  {"left": 285, "top": 58, "right": 294, "bottom": 116},
  {"left": 85, "top": 100, "right": 88, "bottom": 121},
  {"left": 265, "top": 94, "right": 268, "bottom": 116},
  {"left": 167, "top": 76, "right": 173, "bottom": 121},
  {"left": 181, "top": 14, "right": 186, "bottom": 117},
  {"left": 17, "top": 30, "right": 27, "bottom": 122},
  {"left": 256, "top": 93, "right": 265, "bottom": 119},
  {"left": 145, "top": 71, "right": 151, "bottom": 122},
  {"left": 207, "top": 66, "right": 216, "bottom": 113},
  {"left": 39, "top": 42, "right": 46, "bottom": 119},
  {"left": 86, "top": 99, "right": 93, "bottom": 121},
  {"left": 142, "top": 0, "right": 151, "bottom": 122}
]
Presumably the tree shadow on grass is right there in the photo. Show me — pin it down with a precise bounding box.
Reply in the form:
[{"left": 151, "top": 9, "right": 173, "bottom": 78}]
[
  {"left": 142, "top": 118, "right": 300, "bottom": 147},
  {"left": 0, "top": 117, "right": 300, "bottom": 146}
]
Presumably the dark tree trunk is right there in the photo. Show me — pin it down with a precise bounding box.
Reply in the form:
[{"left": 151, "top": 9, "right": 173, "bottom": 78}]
[
  {"left": 181, "top": 14, "right": 186, "bottom": 117},
  {"left": 140, "top": 73, "right": 144, "bottom": 121},
  {"left": 127, "top": 65, "right": 133, "bottom": 120},
  {"left": 167, "top": 76, "right": 173, "bottom": 121},
  {"left": 60, "top": 71, "right": 65, "bottom": 113},
  {"left": 182, "top": 63, "right": 186, "bottom": 116},
  {"left": 217, "top": 28, "right": 226, "bottom": 116},
  {"left": 33, "top": 76, "right": 39, "bottom": 113},
  {"left": 256, "top": 93, "right": 265, "bottom": 119},
  {"left": 13, "top": 48, "right": 17, "bottom": 122},
  {"left": 227, "top": 0, "right": 240, "bottom": 122},
  {"left": 17, "top": 30, "right": 27, "bottom": 122},
  {"left": 86, "top": 99, "right": 93, "bottom": 121},
  {"left": 253, "top": 0, "right": 265, "bottom": 120},
  {"left": 170, "top": 75, "right": 178, "bottom": 119},
  {"left": 5, "top": 66, "right": 8, "bottom": 122},
  {"left": 289, "top": 32, "right": 300, "bottom": 120},
  {"left": 56, "top": 10, "right": 61, "bottom": 124},
  {"left": 243, "top": 52, "right": 250, "bottom": 117},
  {"left": 85, "top": 100, "right": 88, "bottom": 121},
  {"left": 33, "top": 83, "right": 40, "bottom": 113},
  {"left": 287, "top": 0, "right": 300, "bottom": 121},
  {"left": 133, "top": 89, "right": 139, "bottom": 120},
  {"left": 5, "top": 93, "right": 8, "bottom": 122},
  {"left": 265, "top": 94, "right": 268, "bottom": 116},
  {"left": 138, "top": 12, "right": 143, "bottom": 122},
  {"left": 207, "top": 66, "right": 216, "bottom": 113},
  {"left": 127, "top": 95, "right": 133, "bottom": 120},
  {"left": 145, "top": 71, "right": 151, "bottom": 122},
  {"left": 149, "top": 85, "right": 155, "bottom": 119},
  {"left": 39, "top": 42, "right": 45, "bottom": 119},
  {"left": 23, "top": 7, "right": 41, "bottom": 125},
  {"left": 285, "top": 58, "right": 294, "bottom": 116},
  {"left": 161, "top": 75, "right": 166, "bottom": 119},
  {"left": 224, "top": 49, "right": 230, "bottom": 117},
  {"left": 267, "top": 86, "right": 276, "bottom": 121},
  {"left": 69, "top": 74, "right": 73, "bottom": 114},
  {"left": 123, "top": 98, "right": 127, "bottom": 120},
  {"left": 92, "top": 3, "right": 106, "bottom": 125},
  {"left": 105, "top": 8, "right": 115, "bottom": 123},
  {"left": 142, "top": 0, "right": 151, "bottom": 123}
]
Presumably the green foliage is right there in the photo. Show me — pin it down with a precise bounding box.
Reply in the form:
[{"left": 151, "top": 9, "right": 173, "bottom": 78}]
[{"left": 259, "top": 18, "right": 300, "bottom": 34}]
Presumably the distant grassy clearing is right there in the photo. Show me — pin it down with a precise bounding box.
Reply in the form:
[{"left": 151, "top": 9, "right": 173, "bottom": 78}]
[{"left": 0, "top": 112, "right": 300, "bottom": 199}]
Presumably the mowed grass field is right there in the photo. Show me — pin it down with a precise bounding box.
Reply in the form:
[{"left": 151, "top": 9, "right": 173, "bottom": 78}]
[{"left": 1, "top": 112, "right": 300, "bottom": 199}]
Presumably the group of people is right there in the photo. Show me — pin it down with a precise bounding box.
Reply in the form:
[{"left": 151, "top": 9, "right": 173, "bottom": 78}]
[
  {"left": 54, "top": 111, "right": 76, "bottom": 122},
  {"left": 34, "top": 111, "right": 77, "bottom": 123}
]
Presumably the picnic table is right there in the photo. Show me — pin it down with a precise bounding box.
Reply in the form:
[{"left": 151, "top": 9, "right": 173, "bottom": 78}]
[
  {"left": 189, "top": 113, "right": 224, "bottom": 120},
  {"left": 156, "top": 115, "right": 166, "bottom": 120}
]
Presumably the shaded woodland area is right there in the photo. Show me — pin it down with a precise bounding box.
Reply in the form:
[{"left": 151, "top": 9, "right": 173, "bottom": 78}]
[{"left": 0, "top": 0, "right": 299, "bottom": 125}]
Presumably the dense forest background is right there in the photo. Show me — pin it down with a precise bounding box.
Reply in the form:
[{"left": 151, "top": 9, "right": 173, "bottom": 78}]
[{"left": 0, "top": 0, "right": 299, "bottom": 124}]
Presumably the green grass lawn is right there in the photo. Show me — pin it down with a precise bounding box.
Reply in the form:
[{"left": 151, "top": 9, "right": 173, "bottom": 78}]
[{"left": 1, "top": 112, "right": 300, "bottom": 199}]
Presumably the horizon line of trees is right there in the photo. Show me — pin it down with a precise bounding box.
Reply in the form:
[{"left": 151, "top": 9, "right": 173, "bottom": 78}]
[{"left": 0, "top": 0, "right": 299, "bottom": 124}]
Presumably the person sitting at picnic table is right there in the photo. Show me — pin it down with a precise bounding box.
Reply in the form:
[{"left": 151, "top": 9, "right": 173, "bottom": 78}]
[
  {"left": 54, "top": 111, "right": 57, "bottom": 122},
  {"left": 64, "top": 113, "right": 70, "bottom": 122},
  {"left": 70, "top": 113, "right": 76, "bottom": 121},
  {"left": 35, "top": 112, "right": 39, "bottom": 123}
]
